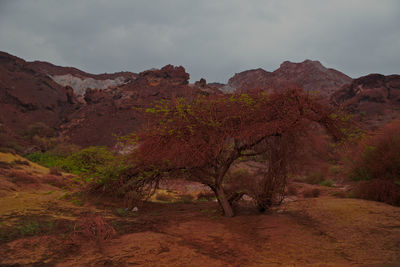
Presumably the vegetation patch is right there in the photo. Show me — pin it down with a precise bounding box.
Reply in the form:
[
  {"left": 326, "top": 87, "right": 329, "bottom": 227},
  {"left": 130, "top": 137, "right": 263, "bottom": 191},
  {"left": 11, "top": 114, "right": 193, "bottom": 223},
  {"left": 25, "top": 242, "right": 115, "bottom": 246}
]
[{"left": 346, "top": 120, "right": 400, "bottom": 205}]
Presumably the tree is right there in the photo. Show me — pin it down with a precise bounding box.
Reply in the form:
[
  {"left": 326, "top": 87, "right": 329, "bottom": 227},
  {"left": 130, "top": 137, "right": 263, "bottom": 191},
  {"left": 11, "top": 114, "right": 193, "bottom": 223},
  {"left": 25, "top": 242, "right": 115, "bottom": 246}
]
[{"left": 126, "top": 88, "right": 343, "bottom": 217}]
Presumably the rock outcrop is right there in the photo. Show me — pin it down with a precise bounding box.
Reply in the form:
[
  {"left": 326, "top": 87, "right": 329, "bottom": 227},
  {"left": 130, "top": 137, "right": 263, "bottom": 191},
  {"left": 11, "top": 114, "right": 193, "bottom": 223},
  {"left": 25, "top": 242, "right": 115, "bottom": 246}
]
[
  {"left": 228, "top": 60, "right": 352, "bottom": 96},
  {"left": 61, "top": 65, "right": 205, "bottom": 146},
  {"left": 2, "top": 50, "right": 398, "bottom": 148},
  {"left": 0, "top": 52, "right": 76, "bottom": 141},
  {"left": 332, "top": 74, "right": 400, "bottom": 127}
]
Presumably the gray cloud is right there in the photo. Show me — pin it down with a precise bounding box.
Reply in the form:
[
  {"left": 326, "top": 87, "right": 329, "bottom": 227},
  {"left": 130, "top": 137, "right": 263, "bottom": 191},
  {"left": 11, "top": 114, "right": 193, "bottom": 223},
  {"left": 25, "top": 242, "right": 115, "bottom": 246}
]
[{"left": 0, "top": 0, "right": 399, "bottom": 82}]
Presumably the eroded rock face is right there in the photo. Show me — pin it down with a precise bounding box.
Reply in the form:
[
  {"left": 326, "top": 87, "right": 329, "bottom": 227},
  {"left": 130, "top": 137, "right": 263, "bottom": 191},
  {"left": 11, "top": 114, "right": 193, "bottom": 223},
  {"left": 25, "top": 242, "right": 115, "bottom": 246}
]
[
  {"left": 0, "top": 52, "right": 76, "bottom": 139},
  {"left": 61, "top": 65, "right": 204, "bottom": 146},
  {"left": 2, "top": 50, "right": 399, "bottom": 147},
  {"left": 228, "top": 60, "right": 352, "bottom": 96},
  {"left": 27, "top": 59, "right": 137, "bottom": 97},
  {"left": 332, "top": 74, "right": 400, "bottom": 127},
  {"left": 51, "top": 74, "right": 128, "bottom": 96},
  {"left": 0, "top": 51, "right": 221, "bottom": 147}
]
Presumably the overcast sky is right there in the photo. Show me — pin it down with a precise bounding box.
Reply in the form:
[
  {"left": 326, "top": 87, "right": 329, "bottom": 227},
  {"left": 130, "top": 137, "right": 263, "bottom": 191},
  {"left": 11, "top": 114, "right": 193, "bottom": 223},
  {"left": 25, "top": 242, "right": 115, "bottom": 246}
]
[{"left": 0, "top": 0, "right": 399, "bottom": 82}]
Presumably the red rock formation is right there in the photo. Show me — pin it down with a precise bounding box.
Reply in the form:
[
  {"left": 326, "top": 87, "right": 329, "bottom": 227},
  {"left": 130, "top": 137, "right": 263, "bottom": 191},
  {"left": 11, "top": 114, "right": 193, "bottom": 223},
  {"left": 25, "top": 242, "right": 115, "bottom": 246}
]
[
  {"left": 332, "top": 74, "right": 400, "bottom": 127},
  {"left": 27, "top": 60, "right": 136, "bottom": 81},
  {"left": 2, "top": 50, "right": 398, "bottom": 148},
  {"left": 61, "top": 65, "right": 205, "bottom": 147},
  {"left": 0, "top": 52, "right": 76, "bottom": 142},
  {"left": 228, "top": 60, "right": 352, "bottom": 96}
]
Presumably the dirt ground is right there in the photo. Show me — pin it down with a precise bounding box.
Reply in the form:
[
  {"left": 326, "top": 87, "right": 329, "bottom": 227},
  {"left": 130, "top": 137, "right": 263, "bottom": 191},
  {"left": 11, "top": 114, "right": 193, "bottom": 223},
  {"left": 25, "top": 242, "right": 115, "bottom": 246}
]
[{"left": 1, "top": 153, "right": 400, "bottom": 266}]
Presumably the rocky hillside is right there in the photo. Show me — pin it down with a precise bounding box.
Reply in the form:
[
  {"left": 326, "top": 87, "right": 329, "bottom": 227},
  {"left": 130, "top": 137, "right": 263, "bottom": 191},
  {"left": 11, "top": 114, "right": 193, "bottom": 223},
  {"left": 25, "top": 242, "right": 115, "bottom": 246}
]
[
  {"left": 62, "top": 65, "right": 208, "bottom": 147},
  {"left": 0, "top": 52, "right": 216, "bottom": 148},
  {"left": 2, "top": 51, "right": 399, "bottom": 149},
  {"left": 332, "top": 74, "right": 400, "bottom": 128},
  {"left": 0, "top": 52, "right": 76, "bottom": 145},
  {"left": 27, "top": 60, "right": 137, "bottom": 97},
  {"left": 227, "top": 60, "right": 352, "bottom": 96}
]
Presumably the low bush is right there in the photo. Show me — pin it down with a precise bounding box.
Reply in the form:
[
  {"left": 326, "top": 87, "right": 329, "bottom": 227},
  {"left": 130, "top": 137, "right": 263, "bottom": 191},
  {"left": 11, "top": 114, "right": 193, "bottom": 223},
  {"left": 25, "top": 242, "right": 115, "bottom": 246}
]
[
  {"left": 49, "top": 166, "right": 62, "bottom": 176},
  {"left": 286, "top": 184, "right": 298, "bottom": 196},
  {"left": 28, "top": 146, "right": 131, "bottom": 189},
  {"left": 303, "top": 188, "right": 320, "bottom": 198},
  {"left": 354, "top": 179, "right": 400, "bottom": 206},
  {"left": 27, "top": 151, "right": 64, "bottom": 168},
  {"left": 41, "top": 174, "right": 66, "bottom": 188},
  {"left": 348, "top": 120, "right": 400, "bottom": 182},
  {"left": 7, "top": 170, "right": 37, "bottom": 184},
  {"left": 304, "top": 172, "right": 325, "bottom": 185},
  {"left": 318, "top": 179, "right": 334, "bottom": 187},
  {"left": 347, "top": 120, "right": 400, "bottom": 205},
  {"left": 73, "top": 214, "right": 116, "bottom": 242}
]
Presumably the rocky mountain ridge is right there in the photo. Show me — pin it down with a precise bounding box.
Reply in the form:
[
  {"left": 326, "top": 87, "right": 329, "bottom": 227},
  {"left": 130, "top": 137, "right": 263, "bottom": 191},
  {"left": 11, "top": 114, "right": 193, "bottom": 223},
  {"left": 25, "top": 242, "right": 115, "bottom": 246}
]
[
  {"left": 227, "top": 60, "right": 352, "bottom": 96},
  {"left": 1, "top": 51, "right": 399, "bottom": 149}
]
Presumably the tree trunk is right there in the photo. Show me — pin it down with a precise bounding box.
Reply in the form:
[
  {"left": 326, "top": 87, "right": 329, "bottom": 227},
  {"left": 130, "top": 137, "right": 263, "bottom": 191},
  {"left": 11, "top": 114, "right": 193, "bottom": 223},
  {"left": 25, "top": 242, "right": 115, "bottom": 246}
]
[{"left": 215, "top": 185, "right": 235, "bottom": 217}]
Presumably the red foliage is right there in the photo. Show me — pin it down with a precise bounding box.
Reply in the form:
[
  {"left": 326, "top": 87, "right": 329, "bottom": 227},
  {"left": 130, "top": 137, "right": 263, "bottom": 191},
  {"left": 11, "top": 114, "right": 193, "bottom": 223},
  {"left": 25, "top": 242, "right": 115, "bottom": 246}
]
[
  {"left": 348, "top": 120, "right": 400, "bottom": 181},
  {"left": 129, "top": 88, "right": 344, "bottom": 216},
  {"left": 347, "top": 120, "right": 400, "bottom": 205},
  {"left": 354, "top": 180, "right": 400, "bottom": 206}
]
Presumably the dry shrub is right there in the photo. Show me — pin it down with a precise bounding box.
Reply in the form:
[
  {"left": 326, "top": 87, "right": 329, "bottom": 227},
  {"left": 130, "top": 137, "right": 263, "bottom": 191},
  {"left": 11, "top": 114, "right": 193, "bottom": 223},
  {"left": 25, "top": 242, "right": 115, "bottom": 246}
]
[
  {"left": 49, "top": 166, "right": 62, "bottom": 176},
  {"left": 303, "top": 188, "right": 320, "bottom": 198},
  {"left": 41, "top": 174, "right": 66, "bottom": 188},
  {"left": 304, "top": 171, "right": 325, "bottom": 185},
  {"left": 348, "top": 120, "right": 400, "bottom": 181},
  {"left": 73, "top": 214, "right": 116, "bottom": 243},
  {"left": 346, "top": 120, "right": 400, "bottom": 205},
  {"left": 7, "top": 170, "right": 38, "bottom": 184},
  {"left": 354, "top": 179, "right": 400, "bottom": 206},
  {"left": 286, "top": 184, "right": 298, "bottom": 196}
]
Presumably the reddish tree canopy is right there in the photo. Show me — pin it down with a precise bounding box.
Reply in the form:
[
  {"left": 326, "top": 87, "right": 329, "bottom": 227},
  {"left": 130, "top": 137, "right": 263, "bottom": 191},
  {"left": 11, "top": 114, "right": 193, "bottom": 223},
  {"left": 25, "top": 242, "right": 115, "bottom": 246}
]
[{"left": 129, "top": 88, "right": 343, "bottom": 216}]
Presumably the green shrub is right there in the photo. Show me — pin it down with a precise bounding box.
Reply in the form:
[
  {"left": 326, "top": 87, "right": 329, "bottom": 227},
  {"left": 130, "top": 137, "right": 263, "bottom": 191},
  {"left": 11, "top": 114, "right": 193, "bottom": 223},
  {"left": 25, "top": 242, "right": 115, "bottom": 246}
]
[
  {"left": 304, "top": 172, "right": 325, "bottom": 184},
  {"left": 27, "top": 151, "right": 64, "bottom": 167},
  {"left": 30, "top": 146, "right": 131, "bottom": 192},
  {"left": 318, "top": 179, "right": 334, "bottom": 187}
]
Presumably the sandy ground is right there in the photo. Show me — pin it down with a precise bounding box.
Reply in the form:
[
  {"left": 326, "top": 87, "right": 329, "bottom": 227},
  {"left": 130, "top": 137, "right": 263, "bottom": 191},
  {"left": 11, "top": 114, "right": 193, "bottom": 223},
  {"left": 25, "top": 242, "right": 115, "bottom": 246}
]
[{"left": 1, "top": 154, "right": 400, "bottom": 266}]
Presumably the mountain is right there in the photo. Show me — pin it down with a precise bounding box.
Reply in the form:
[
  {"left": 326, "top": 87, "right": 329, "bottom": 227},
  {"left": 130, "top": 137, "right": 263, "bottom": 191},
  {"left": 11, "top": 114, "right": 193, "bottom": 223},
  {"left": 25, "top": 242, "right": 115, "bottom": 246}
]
[
  {"left": 2, "top": 51, "right": 399, "bottom": 150},
  {"left": 0, "top": 52, "right": 214, "bottom": 148},
  {"left": 62, "top": 65, "right": 207, "bottom": 146},
  {"left": 0, "top": 52, "right": 76, "bottom": 146},
  {"left": 226, "top": 60, "right": 352, "bottom": 96},
  {"left": 332, "top": 73, "right": 400, "bottom": 128},
  {"left": 26, "top": 60, "right": 137, "bottom": 97}
]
